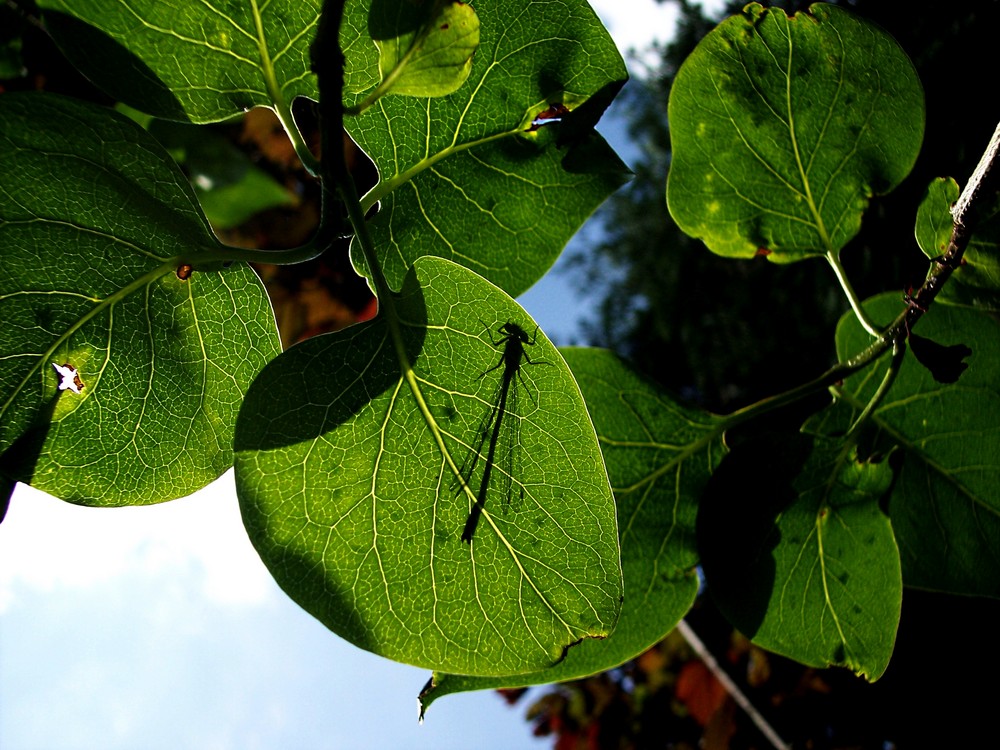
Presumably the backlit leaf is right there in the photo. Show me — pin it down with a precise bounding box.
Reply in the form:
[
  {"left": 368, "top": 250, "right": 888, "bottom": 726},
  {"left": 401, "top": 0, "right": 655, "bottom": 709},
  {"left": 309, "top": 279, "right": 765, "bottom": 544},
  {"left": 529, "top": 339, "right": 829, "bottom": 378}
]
[
  {"left": 667, "top": 3, "right": 923, "bottom": 261},
  {"left": 343, "top": 0, "right": 630, "bottom": 296},
  {"left": 698, "top": 431, "right": 900, "bottom": 680},
  {"left": 373, "top": 0, "right": 479, "bottom": 98},
  {"left": 833, "top": 293, "right": 1000, "bottom": 597},
  {"left": 915, "top": 177, "right": 1000, "bottom": 311},
  {"left": 0, "top": 93, "right": 280, "bottom": 504},
  {"left": 234, "top": 258, "right": 622, "bottom": 676},
  {"left": 37, "top": 0, "right": 322, "bottom": 122},
  {"left": 420, "top": 349, "right": 721, "bottom": 710}
]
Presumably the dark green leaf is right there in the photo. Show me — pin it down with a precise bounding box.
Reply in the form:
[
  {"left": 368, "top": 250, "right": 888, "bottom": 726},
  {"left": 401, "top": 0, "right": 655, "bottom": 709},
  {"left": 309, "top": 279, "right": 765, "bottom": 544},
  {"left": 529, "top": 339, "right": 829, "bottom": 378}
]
[
  {"left": 667, "top": 3, "right": 923, "bottom": 261},
  {"left": 915, "top": 177, "right": 1000, "bottom": 311},
  {"left": 699, "top": 432, "right": 900, "bottom": 680},
  {"left": 420, "top": 349, "right": 720, "bottom": 710},
  {"left": 0, "top": 93, "right": 280, "bottom": 504},
  {"left": 234, "top": 257, "right": 622, "bottom": 676},
  {"left": 835, "top": 293, "right": 1000, "bottom": 597}
]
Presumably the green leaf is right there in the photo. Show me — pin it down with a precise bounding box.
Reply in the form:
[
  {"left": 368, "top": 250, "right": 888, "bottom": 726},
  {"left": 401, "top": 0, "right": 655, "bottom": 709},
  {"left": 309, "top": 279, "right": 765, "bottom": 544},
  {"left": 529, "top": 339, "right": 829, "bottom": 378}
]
[
  {"left": 420, "top": 349, "right": 720, "bottom": 711},
  {"left": 343, "top": 0, "right": 630, "bottom": 296},
  {"left": 699, "top": 432, "right": 901, "bottom": 680},
  {"left": 0, "top": 93, "right": 280, "bottom": 505},
  {"left": 667, "top": 2, "right": 924, "bottom": 262},
  {"left": 36, "top": 0, "right": 321, "bottom": 123},
  {"left": 133, "top": 117, "right": 298, "bottom": 230},
  {"left": 234, "top": 258, "right": 622, "bottom": 676},
  {"left": 915, "top": 177, "right": 1000, "bottom": 311},
  {"left": 834, "top": 293, "right": 1000, "bottom": 597},
  {"left": 194, "top": 164, "right": 298, "bottom": 230},
  {"left": 373, "top": 0, "right": 480, "bottom": 98}
]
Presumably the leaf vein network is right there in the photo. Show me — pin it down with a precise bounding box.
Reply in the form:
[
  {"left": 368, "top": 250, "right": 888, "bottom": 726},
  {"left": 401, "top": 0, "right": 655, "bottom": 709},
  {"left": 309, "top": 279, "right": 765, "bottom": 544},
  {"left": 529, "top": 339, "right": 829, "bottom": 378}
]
[{"left": 117, "top": 0, "right": 259, "bottom": 64}]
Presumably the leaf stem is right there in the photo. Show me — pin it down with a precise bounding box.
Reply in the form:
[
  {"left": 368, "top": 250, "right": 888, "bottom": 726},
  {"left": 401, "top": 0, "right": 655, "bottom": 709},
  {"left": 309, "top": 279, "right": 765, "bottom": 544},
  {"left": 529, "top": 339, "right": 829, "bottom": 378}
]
[
  {"left": 192, "top": 239, "right": 332, "bottom": 267},
  {"left": 360, "top": 128, "right": 517, "bottom": 213},
  {"left": 311, "top": 0, "right": 478, "bottom": 505},
  {"left": 342, "top": 6, "right": 443, "bottom": 117},
  {"left": 720, "top": 340, "right": 887, "bottom": 431},
  {"left": 312, "top": 0, "right": 391, "bottom": 301},
  {"left": 724, "top": 119, "right": 1000, "bottom": 432},
  {"left": 250, "top": 0, "right": 321, "bottom": 176},
  {"left": 845, "top": 333, "right": 905, "bottom": 440},
  {"left": 826, "top": 250, "right": 880, "bottom": 337}
]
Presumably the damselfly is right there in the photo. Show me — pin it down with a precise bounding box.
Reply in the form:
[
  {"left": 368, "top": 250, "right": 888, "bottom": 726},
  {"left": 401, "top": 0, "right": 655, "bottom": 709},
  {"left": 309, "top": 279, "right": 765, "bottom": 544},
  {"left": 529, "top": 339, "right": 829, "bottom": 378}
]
[{"left": 458, "top": 321, "right": 546, "bottom": 542}]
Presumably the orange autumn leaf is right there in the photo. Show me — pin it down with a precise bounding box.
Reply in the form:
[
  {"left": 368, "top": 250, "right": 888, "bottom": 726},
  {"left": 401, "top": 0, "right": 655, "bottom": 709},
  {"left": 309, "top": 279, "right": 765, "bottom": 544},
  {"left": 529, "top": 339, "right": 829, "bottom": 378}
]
[{"left": 676, "top": 660, "right": 728, "bottom": 727}]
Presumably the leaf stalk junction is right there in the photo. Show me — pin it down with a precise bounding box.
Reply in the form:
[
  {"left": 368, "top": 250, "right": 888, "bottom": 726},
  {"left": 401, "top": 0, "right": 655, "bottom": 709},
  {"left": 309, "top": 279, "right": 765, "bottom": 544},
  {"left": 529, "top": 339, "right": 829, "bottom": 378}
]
[{"left": 723, "top": 119, "right": 1000, "bottom": 439}]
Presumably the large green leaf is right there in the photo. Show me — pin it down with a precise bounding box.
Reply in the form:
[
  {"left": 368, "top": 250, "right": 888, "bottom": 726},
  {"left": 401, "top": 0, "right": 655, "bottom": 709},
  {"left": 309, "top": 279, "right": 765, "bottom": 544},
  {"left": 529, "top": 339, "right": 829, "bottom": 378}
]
[
  {"left": 698, "top": 432, "right": 901, "bottom": 680},
  {"left": 915, "top": 177, "right": 1000, "bottom": 311},
  {"left": 343, "top": 0, "right": 630, "bottom": 296},
  {"left": 234, "top": 258, "right": 622, "bottom": 676},
  {"left": 833, "top": 293, "right": 1000, "bottom": 597},
  {"left": 0, "top": 93, "right": 280, "bottom": 504},
  {"left": 37, "top": 0, "right": 322, "bottom": 123},
  {"left": 666, "top": 2, "right": 924, "bottom": 262},
  {"left": 420, "top": 349, "right": 720, "bottom": 711}
]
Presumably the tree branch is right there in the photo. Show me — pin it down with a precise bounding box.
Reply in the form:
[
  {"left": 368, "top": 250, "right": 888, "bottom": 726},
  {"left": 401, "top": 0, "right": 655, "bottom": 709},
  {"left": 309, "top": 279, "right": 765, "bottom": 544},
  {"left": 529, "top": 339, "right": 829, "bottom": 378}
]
[{"left": 677, "top": 619, "right": 791, "bottom": 750}]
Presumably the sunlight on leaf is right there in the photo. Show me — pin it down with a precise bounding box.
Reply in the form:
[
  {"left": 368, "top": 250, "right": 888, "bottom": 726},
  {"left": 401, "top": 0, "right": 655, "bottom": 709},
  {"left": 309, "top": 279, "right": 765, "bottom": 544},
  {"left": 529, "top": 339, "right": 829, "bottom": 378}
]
[
  {"left": 830, "top": 293, "right": 1000, "bottom": 597},
  {"left": 915, "top": 177, "right": 1000, "bottom": 311},
  {"left": 0, "top": 93, "right": 280, "bottom": 505},
  {"left": 420, "top": 349, "right": 722, "bottom": 711},
  {"left": 698, "top": 431, "right": 901, "bottom": 680},
  {"left": 343, "top": 0, "right": 630, "bottom": 296},
  {"left": 36, "top": 0, "right": 322, "bottom": 122},
  {"left": 667, "top": 2, "right": 924, "bottom": 262},
  {"left": 373, "top": 0, "right": 479, "bottom": 98},
  {"left": 234, "top": 258, "right": 622, "bottom": 676}
]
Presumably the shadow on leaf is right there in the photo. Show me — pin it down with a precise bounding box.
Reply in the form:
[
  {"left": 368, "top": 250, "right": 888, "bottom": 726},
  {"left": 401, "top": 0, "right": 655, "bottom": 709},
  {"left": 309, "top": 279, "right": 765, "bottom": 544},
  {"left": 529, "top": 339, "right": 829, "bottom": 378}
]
[
  {"left": 43, "top": 11, "right": 187, "bottom": 121},
  {"left": 0, "top": 393, "right": 58, "bottom": 519},
  {"left": 233, "top": 267, "right": 428, "bottom": 453},
  {"left": 696, "top": 431, "right": 813, "bottom": 638}
]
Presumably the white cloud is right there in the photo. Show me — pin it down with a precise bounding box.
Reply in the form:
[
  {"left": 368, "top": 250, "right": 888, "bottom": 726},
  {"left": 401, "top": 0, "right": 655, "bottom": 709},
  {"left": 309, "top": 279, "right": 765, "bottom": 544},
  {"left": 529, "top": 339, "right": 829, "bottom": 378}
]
[
  {"left": 589, "top": 0, "right": 681, "bottom": 68},
  {"left": 0, "top": 470, "right": 274, "bottom": 614},
  {"left": 588, "top": 0, "right": 732, "bottom": 71}
]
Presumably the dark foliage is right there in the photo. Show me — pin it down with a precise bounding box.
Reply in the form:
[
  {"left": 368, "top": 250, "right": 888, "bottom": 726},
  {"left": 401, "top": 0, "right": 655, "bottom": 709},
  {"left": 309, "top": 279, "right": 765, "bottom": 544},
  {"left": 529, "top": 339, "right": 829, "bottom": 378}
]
[
  {"left": 573, "top": 0, "right": 1000, "bottom": 411},
  {"left": 519, "top": 2, "right": 1000, "bottom": 748}
]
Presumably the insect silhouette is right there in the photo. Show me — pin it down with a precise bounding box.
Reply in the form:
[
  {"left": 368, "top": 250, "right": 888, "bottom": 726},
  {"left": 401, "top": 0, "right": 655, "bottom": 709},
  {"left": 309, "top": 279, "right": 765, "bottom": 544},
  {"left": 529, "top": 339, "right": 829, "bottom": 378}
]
[{"left": 458, "top": 321, "right": 548, "bottom": 542}]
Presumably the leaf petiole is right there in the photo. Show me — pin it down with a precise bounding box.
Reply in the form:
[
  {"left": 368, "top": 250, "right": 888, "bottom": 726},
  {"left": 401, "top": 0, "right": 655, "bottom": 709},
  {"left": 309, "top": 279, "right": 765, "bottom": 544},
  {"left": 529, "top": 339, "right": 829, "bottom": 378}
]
[
  {"left": 826, "top": 251, "right": 881, "bottom": 337},
  {"left": 250, "top": 0, "right": 321, "bottom": 175},
  {"left": 843, "top": 332, "right": 906, "bottom": 440}
]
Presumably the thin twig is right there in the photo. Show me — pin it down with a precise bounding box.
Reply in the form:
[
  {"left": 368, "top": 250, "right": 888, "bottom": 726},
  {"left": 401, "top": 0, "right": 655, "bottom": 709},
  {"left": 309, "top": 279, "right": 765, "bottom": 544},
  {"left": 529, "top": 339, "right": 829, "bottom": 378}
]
[
  {"left": 720, "top": 119, "right": 1000, "bottom": 430},
  {"left": 676, "top": 619, "right": 791, "bottom": 750}
]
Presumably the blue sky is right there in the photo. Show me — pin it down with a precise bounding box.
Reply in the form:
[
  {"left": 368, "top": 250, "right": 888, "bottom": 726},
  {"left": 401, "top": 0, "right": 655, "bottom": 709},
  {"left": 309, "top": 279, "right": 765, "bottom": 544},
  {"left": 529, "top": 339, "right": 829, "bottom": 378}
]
[{"left": 0, "top": 2, "right": 723, "bottom": 748}]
